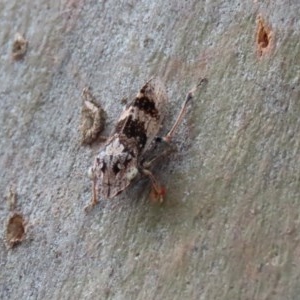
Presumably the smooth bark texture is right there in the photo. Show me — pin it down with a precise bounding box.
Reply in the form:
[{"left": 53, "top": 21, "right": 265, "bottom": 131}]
[{"left": 1, "top": 1, "right": 300, "bottom": 299}]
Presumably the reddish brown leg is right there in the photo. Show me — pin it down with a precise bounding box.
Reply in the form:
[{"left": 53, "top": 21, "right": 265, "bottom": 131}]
[
  {"left": 85, "top": 177, "right": 99, "bottom": 212},
  {"left": 141, "top": 169, "right": 165, "bottom": 203}
]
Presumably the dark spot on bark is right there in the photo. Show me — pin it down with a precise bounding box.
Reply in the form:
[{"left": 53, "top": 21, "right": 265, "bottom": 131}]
[
  {"left": 6, "top": 213, "right": 25, "bottom": 248},
  {"left": 256, "top": 16, "right": 273, "bottom": 57}
]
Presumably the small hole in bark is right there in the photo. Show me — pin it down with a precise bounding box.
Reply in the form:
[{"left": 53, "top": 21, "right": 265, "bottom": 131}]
[
  {"left": 6, "top": 213, "right": 26, "bottom": 248},
  {"left": 12, "top": 33, "right": 28, "bottom": 61},
  {"left": 256, "top": 15, "right": 273, "bottom": 57}
]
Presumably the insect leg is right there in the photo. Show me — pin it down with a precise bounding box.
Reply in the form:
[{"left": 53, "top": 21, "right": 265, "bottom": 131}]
[
  {"left": 142, "top": 78, "right": 208, "bottom": 168},
  {"left": 141, "top": 168, "right": 165, "bottom": 203},
  {"left": 85, "top": 176, "right": 99, "bottom": 212},
  {"left": 163, "top": 78, "right": 208, "bottom": 143}
]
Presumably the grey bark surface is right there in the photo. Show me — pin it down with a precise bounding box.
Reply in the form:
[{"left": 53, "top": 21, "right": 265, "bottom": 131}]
[{"left": 1, "top": 1, "right": 300, "bottom": 299}]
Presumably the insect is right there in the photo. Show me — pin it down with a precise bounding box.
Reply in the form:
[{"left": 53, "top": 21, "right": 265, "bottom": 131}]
[{"left": 86, "top": 77, "right": 207, "bottom": 210}]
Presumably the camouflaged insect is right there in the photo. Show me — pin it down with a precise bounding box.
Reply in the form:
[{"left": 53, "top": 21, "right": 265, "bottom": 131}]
[{"left": 87, "top": 77, "right": 207, "bottom": 209}]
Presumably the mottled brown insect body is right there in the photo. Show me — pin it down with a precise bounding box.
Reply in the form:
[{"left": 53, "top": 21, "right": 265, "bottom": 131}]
[
  {"left": 88, "top": 79, "right": 167, "bottom": 203},
  {"left": 86, "top": 77, "right": 207, "bottom": 209}
]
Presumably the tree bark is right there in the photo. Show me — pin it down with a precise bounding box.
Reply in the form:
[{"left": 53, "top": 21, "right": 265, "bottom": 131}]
[{"left": 1, "top": 1, "right": 300, "bottom": 299}]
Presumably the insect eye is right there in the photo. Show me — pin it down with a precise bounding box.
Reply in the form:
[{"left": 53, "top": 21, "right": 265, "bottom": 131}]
[{"left": 126, "top": 167, "right": 138, "bottom": 181}]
